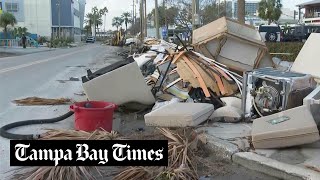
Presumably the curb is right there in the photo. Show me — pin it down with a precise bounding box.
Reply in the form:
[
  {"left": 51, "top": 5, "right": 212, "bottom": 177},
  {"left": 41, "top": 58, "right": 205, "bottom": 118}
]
[
  {"left": 205, "top": 135, "right": 239, "bottom": 161},
  {"left": 206, "top": 138, "right": 320, "bottom": 180},
  {"left": 232, "top": 152, "right": 320, "bottom": 180}
]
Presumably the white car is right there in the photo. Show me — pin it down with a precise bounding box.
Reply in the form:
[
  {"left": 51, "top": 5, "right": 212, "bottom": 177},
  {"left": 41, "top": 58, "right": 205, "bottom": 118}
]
[{"left": 258, "top": 25, "right": 283, "bottom": 42}]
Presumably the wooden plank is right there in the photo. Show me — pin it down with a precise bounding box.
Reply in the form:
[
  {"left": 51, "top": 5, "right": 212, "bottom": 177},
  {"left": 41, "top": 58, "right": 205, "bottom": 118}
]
[
  {"left": 172, "top": 51, "right": 185, "bottom": 64},
  {"left": 181, "top": 55, "right": 211, "bottom": 97},
  {"left": 163, "top": 78, "right": 182, "bottom": 91},
  {"left": 188, "top": 58, "right": 221, "bottom": 96}
]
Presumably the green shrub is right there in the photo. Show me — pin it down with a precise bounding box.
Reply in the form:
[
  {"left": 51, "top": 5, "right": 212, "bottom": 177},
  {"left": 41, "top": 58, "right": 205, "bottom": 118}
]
[
  {"left": 38, "top": 36, "right": 48, "bottom": 44},
  {"left": 50, "top": 37, "right": 73, "bottom": 48},
  {"left": 266, "top": 42, "right": 304, "bottom": 62}
]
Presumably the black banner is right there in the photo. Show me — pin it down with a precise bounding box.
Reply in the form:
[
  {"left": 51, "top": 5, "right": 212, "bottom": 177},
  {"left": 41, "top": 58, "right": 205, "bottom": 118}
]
[{"left": 10, "top": 140, "right": 168, "bottom": 166}]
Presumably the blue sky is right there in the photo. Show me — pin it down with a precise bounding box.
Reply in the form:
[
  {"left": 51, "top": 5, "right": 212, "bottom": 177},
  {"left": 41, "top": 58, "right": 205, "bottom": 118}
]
[{"left": 86, "top": 0, "right": 312, "bottom": 30}]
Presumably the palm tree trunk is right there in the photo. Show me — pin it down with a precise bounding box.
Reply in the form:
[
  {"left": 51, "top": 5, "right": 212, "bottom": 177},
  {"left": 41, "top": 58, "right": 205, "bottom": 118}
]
[
  {"left": 237, "top": 0, "right": 245, "bottom": 24},
  {"left": 4, "top": 26, "right": 7, "bottom": 39},
  {"left": 125, "top": 23, "right": 128, "bottom": 31},
  {"left": 268, "top": 19, "right": 271, "bottom": 25}
]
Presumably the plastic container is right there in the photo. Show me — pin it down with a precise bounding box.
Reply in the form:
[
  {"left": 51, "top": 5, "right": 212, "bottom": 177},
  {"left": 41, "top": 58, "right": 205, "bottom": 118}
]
[{"left": 70, "top": 101, "right": 117, "bottom": 132}]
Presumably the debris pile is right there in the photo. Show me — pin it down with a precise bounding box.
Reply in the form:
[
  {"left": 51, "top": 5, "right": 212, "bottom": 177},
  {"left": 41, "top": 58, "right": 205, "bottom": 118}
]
[{"left": 80, "top": 17, "right": 320, "bottom": 150}]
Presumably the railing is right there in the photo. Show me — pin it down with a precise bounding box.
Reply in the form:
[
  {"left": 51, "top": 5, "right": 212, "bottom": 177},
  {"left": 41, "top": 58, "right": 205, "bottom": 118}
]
[{"left": 0, "top": 39, "right": 19, "bottom": 47}]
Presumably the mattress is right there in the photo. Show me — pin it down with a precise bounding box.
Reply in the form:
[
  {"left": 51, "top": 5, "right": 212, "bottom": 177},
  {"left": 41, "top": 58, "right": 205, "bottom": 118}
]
[
  {"left": 252, "top": 105, "right": 320, "bottom": 149},
  {"left": 145, "top": 103, "right": 214, "bottom": 127}
]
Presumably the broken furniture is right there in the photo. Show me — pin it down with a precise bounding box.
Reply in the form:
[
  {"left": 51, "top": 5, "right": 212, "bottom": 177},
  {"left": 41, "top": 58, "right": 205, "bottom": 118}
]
[
  {"left": 242, "top": 67, "right": 316, "bottom": 120},
  {"left": 304, "top": 85, "right": 320, "bottom": 127},
  {"left": 291, "top": 33, "right": 320, "bottom": 80},
  {"left": 171, "top": 51, "right": 241, "bottom": 98},
  {"left": 252, "top": 105, "right": 320, "bottom": 149},
  {"left": 82, "top": 62, "right": 155, "bottom": 105},
  {"left": 82, "top": 57, "right": 135, "bottom": 83},
  {"left": 145, "top": 103, "right": 214, "bottom": 127},
  {"left": 192, "top": 17, "right": 274, "bottom": 74}
]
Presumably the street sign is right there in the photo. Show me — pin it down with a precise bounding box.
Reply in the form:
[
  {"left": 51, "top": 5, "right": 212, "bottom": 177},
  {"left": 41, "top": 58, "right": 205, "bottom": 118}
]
[
  {"left": 0, "top": 2, "right": 2, "bottom": 15},
  {"left": 162, "top": 26, "right": 168, "bottom": 39}
]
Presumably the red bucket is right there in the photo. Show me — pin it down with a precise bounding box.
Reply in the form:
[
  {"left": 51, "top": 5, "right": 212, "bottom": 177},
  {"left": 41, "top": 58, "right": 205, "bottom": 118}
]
[{"left": 70, "top": 101, "right": 117, "bottom": 132}]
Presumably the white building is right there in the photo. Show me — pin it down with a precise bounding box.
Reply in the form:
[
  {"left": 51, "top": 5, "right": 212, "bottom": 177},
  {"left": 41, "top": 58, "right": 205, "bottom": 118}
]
[{"left": 0, "top": 0, "right": 86, "bottom": 41}]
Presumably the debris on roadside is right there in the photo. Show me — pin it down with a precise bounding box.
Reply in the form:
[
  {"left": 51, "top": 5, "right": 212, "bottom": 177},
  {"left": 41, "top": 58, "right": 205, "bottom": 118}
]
[
  {"left": 114, "top": 128, "right": 202, "bottom": 180},
  {"left": 74, "top": 91, "right": 86, "bottom": 96},
  {"left": 82, "top": 61, "right": 155, "bottom": 106},
  {"left": 145, "top": 103, "right": 214, "bottom": 127},
  {"left": 251, "top": 106, "right": 320, "bottom": 149},
  {"left": 192, "top": 17, "right": 275, "bottom": 74},
  {"left": 12, "top": 129, "right": 124, "bottom": 180},
  {"left": 13, "top": 97, "right": 71, "bottom": 106},
  {"left": 290, "top": 33, "right": 320, "bottom": 80}
]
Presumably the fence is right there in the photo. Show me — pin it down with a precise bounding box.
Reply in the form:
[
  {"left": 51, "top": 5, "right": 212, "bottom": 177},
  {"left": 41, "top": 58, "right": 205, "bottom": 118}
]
[{"left": 0, "top": 39, "right": 19, "bottom": 47}]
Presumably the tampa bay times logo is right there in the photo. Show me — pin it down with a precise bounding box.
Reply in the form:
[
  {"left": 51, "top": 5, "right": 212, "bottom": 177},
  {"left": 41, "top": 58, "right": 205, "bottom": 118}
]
[{"left": 10, "top": 140, "right": 168, "bottom": 166}]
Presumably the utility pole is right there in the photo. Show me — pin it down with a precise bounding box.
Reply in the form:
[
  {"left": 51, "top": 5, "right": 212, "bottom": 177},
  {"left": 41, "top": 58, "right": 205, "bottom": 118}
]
[
  {"left": 144, "top": 0, "right": 147, "bottom": 37},
  {"left": 155, "top": 0, "right": 160, "bottom": 39},
  {"left": 192, "top": 0, "right": 200, "bottom": 30},
  {"left": 140, "top": 0, "right": 144, "bottom": 40},
  {"left": 132, "top": 0, "right": 135, "bottom": 25},
  {"left": 57, "top": 0, "right": 61, "bottom": 38}
]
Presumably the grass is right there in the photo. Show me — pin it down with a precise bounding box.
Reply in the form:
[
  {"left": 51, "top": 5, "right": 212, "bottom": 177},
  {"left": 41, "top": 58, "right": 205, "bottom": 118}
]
[{"left": 266, "top": 42, "right": 304, "bottom": 62}]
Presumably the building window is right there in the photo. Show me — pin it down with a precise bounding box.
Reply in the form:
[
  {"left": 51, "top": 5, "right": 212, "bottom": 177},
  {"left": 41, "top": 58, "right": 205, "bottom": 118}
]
[{"left": 5, "top": 3, "right": 18, "bottom": 13}]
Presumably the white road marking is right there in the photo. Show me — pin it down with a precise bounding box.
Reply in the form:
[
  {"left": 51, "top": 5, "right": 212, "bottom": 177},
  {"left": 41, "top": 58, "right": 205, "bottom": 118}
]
[{"left": 0, "top": 47, "right": 94, "bottom": 74}]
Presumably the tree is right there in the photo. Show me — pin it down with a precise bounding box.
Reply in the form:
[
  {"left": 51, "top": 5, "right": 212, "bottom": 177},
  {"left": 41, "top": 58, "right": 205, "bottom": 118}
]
[
  {"left": 112, "top": 17, "right": 123, "bottom": 31},
  {"left": 258, "top": 0, "right": 282, "bottom": 24},
  {"left": 84, "top": 24, "right": 91, "bottom": 36},
  {"left": 237, "top": 0, "right": 245, "bottom": 24},
  {"left": 200, "top": 2, "right": 232, "bottom": 25},
  {"left": 148, "top": 6, "right": 179, "bottom": 28},
  {"left": 99, "top": 7, "right": 108, "bottom": 33},
  {"left": 0, "top": 12, "right": 17, "bottom": 38},
  {"left": 85, "top": 6, "right": 105, "bottom": 36},
  {"left": 13, "top": 27, "right": 28, "bottom": 38},
  {"left": 121, "top": 12, "right": 132, "bottom": 31}
]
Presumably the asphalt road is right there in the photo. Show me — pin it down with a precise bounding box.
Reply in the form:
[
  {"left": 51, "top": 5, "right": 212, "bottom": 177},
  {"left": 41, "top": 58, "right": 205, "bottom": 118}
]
[{"left": 0, "top": 44, "right": 123, "bottom": 179}]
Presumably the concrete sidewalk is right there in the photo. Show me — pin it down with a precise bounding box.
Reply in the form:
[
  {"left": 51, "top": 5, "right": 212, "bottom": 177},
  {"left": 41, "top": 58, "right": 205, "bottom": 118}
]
[
  {"left": 197, "top": 123, "right": 320, "bottom": 180},
  {"left": 0, "top": 46, "right": 56, "bottom": 55}
]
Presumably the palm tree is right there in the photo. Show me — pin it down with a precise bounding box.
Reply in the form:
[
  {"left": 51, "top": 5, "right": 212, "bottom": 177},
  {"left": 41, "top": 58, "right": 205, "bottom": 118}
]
[
  {"left": 121, "top": 12, "right": 132, "bottom": 31},
  {"left": 85, "top": 7, "right": 103, "bottom": 36},
  {"left": 258, "top": 0, "right": 282, "bottom": 25},
  {"left": 0, "top": 12, "right": 17, "bottom": 38},
  {"left": 13, "top": 27, "right": 28, "bottom": 38},
  {"left": 237, "top": 0, "right": 245, "bottom": 24},
  {"left": 112, "top": 17, "right": 124, "bottom": 31},
  {"left": 99, "top": 7, "right": 108, "bottom": 34}
]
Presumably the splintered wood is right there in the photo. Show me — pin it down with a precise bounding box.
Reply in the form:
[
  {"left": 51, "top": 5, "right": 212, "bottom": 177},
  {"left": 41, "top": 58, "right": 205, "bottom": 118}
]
[{"left": 172, "top": 51, "right": 239, "bottom": 97}]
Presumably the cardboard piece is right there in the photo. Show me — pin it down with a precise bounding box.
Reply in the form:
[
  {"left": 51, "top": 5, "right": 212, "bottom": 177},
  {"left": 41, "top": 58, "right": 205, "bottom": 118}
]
[
  {"left": 193, "top": 17, "right": 274, "bottom": 73},
  {"left": 252, "top": 106, "right": 320, "bottom": 149},
  {"left": 82, "top": 62, "right": 156, "bottom": 105},
  {"left": 291, "top": 33, "right": 320, "bottom": 79},
  {"left": 145, "top": 103, "right": 214, "bottom": 127}
]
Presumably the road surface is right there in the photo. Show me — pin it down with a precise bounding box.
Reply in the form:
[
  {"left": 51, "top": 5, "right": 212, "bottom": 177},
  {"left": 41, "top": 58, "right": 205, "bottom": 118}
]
[{"left": 0, "top": 44, "right": 123, "bottom": 179}]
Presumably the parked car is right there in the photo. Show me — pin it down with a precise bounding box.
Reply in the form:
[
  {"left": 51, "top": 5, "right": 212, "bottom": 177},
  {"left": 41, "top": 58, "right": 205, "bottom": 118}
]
[
  {"left": 282, "top": 25, "right": 320, "bottom": 42},
  {"left": 258, "top": 25, "right": 283, "bottom": 42},
  {"left": 86, "top": 36, "right": 95, "bottom": 43}
]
